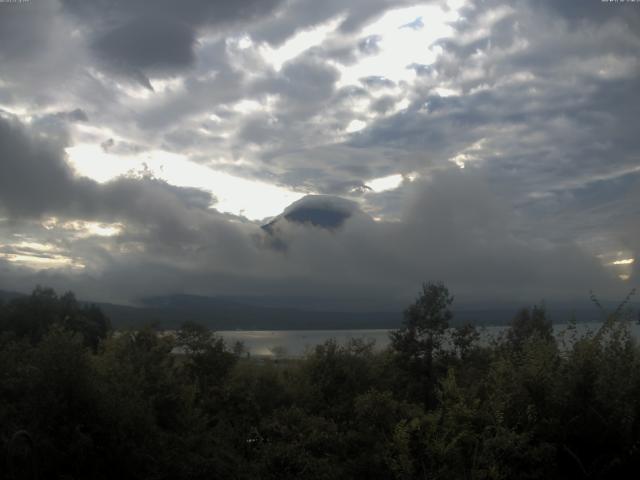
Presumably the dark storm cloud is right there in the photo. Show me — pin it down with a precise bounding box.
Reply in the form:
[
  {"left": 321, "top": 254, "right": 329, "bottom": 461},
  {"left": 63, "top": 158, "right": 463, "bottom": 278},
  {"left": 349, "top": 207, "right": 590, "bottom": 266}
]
[
  {"left": 60, "top": 0, "right": 285, "bottom": 85},
  {"left": 61, "top": 0, "right": 285, "bottom": 27},
  {"left": 92, "top": 16, "right": 196, "bottom": 85},
  {"left": 0, "top": 115, "right": 78, "bottom": 217}
]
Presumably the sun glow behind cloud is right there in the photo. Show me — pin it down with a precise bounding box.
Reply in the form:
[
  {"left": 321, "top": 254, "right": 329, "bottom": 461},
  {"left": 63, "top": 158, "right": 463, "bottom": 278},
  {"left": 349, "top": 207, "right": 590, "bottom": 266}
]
[
  {"left": 0, "top": 220, "right": 125, "bottom": 272},
  {"left": 611, "top": 258, "right": 634, "bottom": 266},
  {"left": 61, "top": 3, "right": 467, "bottom": 225},
  {"left": 334, "top": 3, "right": 462, "bottom": 88},
  {"left": 345, "top": 119, "right": 367, "bottom": 133},
  {"left": 596, "top": 252, "right": 636, "bottom": 281},
  {"left": 259, "top": 16, "right": 345, "bottom": 71},
  {"left": 65, "top": 144, "right": 304, "bottom": 220},
  {"left": 256, "top": 2, "right": 463, "bottom": 89},
  {"left": 0, "top": 240, "right": 85, "bottom": 270},
  {"left": 611, "top": 258, "right": 635, "bottom": 281},
  {"left": 367, "top": 174, "right": 404, "bottom": 192},
  {"left": 42, "top": 218, "right": 124, "bottom": 238}
]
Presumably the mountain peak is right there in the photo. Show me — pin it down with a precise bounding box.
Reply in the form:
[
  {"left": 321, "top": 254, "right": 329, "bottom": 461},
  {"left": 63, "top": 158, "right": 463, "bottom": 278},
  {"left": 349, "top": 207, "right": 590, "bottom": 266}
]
[{"left": 263, "top": 195, "right": 361, "bottom": 232}]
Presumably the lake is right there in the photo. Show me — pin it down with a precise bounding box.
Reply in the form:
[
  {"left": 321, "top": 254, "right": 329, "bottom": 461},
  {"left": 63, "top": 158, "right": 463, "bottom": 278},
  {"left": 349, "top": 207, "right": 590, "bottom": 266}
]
[{"left": 217, "top": 322, "right": 640, "bottom": 357}]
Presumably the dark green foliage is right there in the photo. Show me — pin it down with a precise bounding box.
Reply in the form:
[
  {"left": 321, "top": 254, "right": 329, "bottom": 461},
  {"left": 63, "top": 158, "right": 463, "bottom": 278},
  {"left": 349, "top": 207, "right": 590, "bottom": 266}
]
[
  {"left": 301, "top": 338, "right": 378, "bottom": 418},
  {"left": 506, "top": 304, "right": 553, "bottom": 351},
  {"left": 255, "top": 407, "right": 343, "bottom": 479},
  {"left": 390, "top": 282, "right": 454, "bottom": 406},
  {"left": 451, "top": 322, "right": 481, "bottom": 359},
  {"left": 1, "top": 284, "right": 640, "bottom": 479},
  {"left": 0, "top": 286, "right": 109, "bottom": 350},
  {"left": 176, "top": 321, "right": 237, "bottom": 403}
]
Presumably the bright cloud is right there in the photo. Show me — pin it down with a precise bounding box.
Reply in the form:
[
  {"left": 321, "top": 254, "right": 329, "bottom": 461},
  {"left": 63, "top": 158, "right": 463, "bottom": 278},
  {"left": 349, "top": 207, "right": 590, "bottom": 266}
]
[
  {"left": 611, "top": 258, "right": 634, "bottom": 266},
  {"left": 0, "top": 241, "right": 85, "bottom": 270},
  {"left": 66, "top": 144, "right": 304, "bottom": 220},
  {"left": 335, "top": 4, "right": 461, "bottom": 88},
  {"left": 367, "top": 174, "right": 403, "bottom": 192},
  {"left": 260, "top": 16, "right": 345, "bottom": 71}
]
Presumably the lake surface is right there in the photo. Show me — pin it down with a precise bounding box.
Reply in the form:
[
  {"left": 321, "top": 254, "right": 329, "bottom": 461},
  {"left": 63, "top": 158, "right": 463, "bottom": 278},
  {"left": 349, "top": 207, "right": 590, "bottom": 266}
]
[
  {"left": 218, "top": 322, "right": 640, "bottom": 357},
  {"left": 218, "top": 329, "right": 392, "bottom": 357}
]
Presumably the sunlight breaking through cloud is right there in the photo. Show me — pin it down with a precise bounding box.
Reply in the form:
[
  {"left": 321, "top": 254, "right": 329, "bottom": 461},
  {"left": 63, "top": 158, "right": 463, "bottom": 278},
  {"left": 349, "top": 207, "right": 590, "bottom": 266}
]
[
  {"left": 0, "top": 240, "right": 85, "bottom": 270},
  {"left": 334, "top": 3, "right": 462, "bottom": 88},
  {"left": 259, "top": 16, "right": 345, "bottom": 71},
  {"left": 1, "top": 0, "right": 638, "bottom": 306},
  {"left": 367, "top": 174, "right": 404, "bottom": 192},
  {"left": 66, "top": 144, "right": 305, "bottom": 220},
  {"left": 611, "top": 258, "right": 635, "bottom": 266}
]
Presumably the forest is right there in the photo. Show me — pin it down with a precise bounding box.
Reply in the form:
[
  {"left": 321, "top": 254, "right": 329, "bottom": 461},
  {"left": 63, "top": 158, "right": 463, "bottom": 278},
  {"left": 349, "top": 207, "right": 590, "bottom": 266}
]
[{"left": 1, "top": 283, "right": 639, "bottom": 479}]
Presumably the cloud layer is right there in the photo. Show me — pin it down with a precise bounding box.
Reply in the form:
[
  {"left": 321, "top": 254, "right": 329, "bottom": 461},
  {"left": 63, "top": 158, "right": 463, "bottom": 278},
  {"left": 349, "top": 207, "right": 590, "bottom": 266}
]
[{"left": 0, "top": 0, "right": 637, "bottom": 309}]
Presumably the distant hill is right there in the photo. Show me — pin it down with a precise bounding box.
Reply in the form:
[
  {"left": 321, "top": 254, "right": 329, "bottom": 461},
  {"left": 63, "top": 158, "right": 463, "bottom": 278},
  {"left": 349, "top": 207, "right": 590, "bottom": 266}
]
[
  {"left": 0, "top": 289, "right": 26, "bottom": 302},
  {"left": 0, "top": 288, "right": 400, "bottom": 330},
  {"left": 2, "top": 289, "right": 636, "bottom": 331},
  {"left": 125, "top": 294, "right": 402, "bottom": 330},
  {"left": 115, "top": 294, "right": 633, "bottom": 330}
]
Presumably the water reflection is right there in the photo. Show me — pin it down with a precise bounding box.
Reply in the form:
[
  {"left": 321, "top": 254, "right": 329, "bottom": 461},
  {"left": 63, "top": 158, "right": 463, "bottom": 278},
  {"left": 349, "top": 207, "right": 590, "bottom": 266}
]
[
  {"left": 218, "top": 329, "right": 391, "bottom": 357},
  {"left": 218, "top": 322, "right": 640, "bottom": 357}
]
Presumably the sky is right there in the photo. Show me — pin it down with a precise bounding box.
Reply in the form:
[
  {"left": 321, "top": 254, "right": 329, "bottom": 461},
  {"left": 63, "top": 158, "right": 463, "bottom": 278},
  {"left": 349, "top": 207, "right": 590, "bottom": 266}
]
[{"left": 0, "top": 0, "right": 638, "bottom": 310}]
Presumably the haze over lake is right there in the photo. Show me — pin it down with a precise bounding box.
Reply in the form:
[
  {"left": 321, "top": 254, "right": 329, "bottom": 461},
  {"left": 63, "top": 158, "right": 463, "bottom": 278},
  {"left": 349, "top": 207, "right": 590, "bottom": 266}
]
[{"left": 218, "top": 322, "right": 640, "bottom": 357}]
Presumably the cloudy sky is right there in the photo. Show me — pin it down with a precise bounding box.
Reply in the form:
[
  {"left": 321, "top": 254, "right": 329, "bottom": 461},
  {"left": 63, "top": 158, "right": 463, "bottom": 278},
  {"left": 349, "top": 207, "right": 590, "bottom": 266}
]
[{"left": 0, "top": 0, "right": 638, "bottom": 309}]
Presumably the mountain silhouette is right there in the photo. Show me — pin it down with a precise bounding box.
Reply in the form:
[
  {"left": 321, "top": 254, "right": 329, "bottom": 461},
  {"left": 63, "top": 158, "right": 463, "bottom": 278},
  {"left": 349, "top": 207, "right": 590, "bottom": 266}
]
[{"left": 262, "top": 195, "right": 362, "bottom": 233}]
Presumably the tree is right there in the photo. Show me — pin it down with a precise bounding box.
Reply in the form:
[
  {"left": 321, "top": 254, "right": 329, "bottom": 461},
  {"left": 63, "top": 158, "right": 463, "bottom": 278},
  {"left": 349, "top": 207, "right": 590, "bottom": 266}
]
[
  {"left": 0, "top": 287, "right": 110, "bottom": 350},
  {"left": 302, "top": 338, "right": 377, "bottom": 419},
  {"left": 59, "top": 292, "right": 111, "bottom": 351},
  {"left": 506, "top": 304, "right": 552, "bottom": 351},
  {"left": 390, "top": 282, "right": 454, "bottom": 406},
  {"left": 175, "top": 321, "right": 236, "bottom": 401},
  {"left": 451, "top": 323, "right": 480, "bottom": 360}
]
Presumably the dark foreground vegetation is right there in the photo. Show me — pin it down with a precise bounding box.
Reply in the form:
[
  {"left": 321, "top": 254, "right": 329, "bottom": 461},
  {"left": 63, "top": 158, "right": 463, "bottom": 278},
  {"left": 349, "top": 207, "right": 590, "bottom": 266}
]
[{"left": 1, "top": 284, "right": 639, "bottom": 479}]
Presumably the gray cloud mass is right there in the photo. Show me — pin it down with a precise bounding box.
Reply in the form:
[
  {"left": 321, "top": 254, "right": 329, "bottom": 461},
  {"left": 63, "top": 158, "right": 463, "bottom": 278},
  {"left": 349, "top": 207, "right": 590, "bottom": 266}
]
[{"left": 0, "top": 0, "right": 636, "bottom": 311}]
